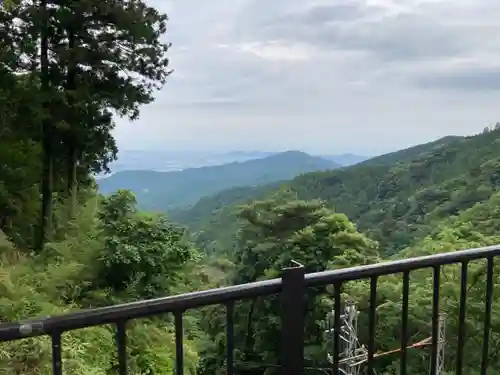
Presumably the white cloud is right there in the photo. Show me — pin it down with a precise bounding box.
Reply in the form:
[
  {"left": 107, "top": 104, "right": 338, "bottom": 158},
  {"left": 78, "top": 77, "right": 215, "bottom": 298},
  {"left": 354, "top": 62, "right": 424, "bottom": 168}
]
[
  {"left": 236, "top": 41, "right": 314, "bottom": 62},
  {"left": 113, "top": 0, "right": 500, "bottom": 155}
]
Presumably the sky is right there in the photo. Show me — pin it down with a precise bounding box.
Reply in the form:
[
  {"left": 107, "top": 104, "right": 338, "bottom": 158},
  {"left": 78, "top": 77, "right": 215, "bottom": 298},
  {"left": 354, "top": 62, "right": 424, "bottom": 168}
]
[{"left": 113, "top": 0, "right": 500, "bottom": 155}]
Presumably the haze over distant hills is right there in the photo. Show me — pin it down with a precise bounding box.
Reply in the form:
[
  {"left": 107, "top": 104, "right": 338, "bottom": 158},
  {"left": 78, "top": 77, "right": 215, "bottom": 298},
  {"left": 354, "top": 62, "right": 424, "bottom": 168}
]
[
  {"left": 98, "top": 151, "right": 340, "bottom": 211},
  {"left": 101, "top": 149, "right": 369, "bottom": 176},
  {"left": 319, "top": 153, "right": 369, "bottom": 166}
]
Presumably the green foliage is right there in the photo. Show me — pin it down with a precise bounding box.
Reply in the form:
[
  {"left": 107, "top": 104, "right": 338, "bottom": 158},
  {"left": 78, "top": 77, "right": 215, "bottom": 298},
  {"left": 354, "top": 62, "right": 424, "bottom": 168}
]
[
  {"left": 0, "top": 73, "right": 43, "bottom": 247},
  {"left": 170, "top": 182, "right": 282, "bottom": 256},
  {"left": 96, "top": 190, "right": 198, "bottom": 298},
  {"left": 0, "top": 192, "right": 201, "bottom": 374},
  {"left": 198, "top": 191, "right": 379, "bottom": 375},
  {"left": 1, "top": 0, "right": 172, "bottom": 249}
]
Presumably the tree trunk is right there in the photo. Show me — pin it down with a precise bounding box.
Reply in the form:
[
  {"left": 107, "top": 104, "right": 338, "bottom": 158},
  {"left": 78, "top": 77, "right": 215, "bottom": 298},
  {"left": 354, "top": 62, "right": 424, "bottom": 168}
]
[
  {"left": 38, "top": 132, "right": 53, "bottom": 251},
  {"left": 240, "top": 298, "right": 260, "bottom": 375},
  {"left": 67, "top": 145, "right": 78, "bottom": 218},
  {"left": 0, "top": 214, "right": 6, "bottom": 231},
  {"left": 66, "top": 25, "right": 78, "bottom": 219},
  {"left": 244, "top": 298, "right": 257, "bottom": 357},
  {"left": 36, "top": 0, "right": 53, "bottom": 252}
]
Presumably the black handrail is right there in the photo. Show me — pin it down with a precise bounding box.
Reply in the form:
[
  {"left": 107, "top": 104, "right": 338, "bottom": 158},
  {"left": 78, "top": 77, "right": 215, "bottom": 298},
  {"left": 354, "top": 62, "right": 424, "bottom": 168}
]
[
  {"left": 0, "top": 244, "right": 498, "bottom": 375},
  {"left": 305, "top": 244, "right": 500, "bottom": 285},
  {"left": 0, "top": 277, "right": 282, "bottom": 341}
]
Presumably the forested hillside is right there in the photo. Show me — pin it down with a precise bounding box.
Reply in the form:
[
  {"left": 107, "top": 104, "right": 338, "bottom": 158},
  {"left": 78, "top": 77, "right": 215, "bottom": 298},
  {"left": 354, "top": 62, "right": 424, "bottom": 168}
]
[
  {"left": 358, "top": 135, "right": 462, "bottom": 167},
  {"left": 169, "top": 182, "right": 284, "bottom": 254},
  {"left": 175, "top": 129, "right": 500, "bottom": 255},
  {"left": 1, "top": 1, "right": 500, "bottom": 375},
  {"left": 98, "top": 151, "right": 339, "bottom": 211}
]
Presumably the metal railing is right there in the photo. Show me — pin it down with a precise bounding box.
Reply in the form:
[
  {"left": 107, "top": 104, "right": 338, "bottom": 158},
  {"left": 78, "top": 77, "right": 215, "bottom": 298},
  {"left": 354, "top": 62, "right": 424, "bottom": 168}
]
[{"left": 0, "top": 244, "right": 499, "bottom": 375}]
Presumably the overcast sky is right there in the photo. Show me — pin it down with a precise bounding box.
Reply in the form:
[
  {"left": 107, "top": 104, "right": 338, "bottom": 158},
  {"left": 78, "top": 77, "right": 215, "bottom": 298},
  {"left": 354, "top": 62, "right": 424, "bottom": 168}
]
[{"left": 113, "top": 0, "right": 500, "bottom": 155}]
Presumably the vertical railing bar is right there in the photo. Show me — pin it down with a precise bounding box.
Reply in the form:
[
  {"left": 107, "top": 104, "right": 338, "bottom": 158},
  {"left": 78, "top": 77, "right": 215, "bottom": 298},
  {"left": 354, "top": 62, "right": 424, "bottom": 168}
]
[
  {"left": 333, "top": 282, "right": 342, "bottom": 375},
  {"left": 367, "top": 276, "right": 377, "bottom": 375},
  {"left": 456, "top": 261, "right": 468, "bottom": 375},
  {"left": 480, "top": 256, "right": 494, "bottom": 375},
  {"left": 51, "top": 330, "right": 62, "bottom": 375},
  {"left": 281, "top": 262, "right": 305, "bottom": 375},
  {"left": 175, "top": 311, "right": 184, "bottom": 375},
  {"left": 430, "top": 266, "right": 440, "bottom": 375},
  {"left": 116, "top": 320, "right": 127, "bottom": 375},
  {"left": 226, "top": 301, "right": 235, "bottom": 375},
  {"left": 400, "top": 270, "right": 410, "bottom": 375}
]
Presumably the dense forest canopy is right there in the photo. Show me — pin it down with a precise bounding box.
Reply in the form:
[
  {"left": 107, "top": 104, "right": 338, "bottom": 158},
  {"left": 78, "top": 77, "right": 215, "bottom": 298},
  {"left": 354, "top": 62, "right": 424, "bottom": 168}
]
[{"left": 1, "top": 1, "right": 500, "bottom": 375}]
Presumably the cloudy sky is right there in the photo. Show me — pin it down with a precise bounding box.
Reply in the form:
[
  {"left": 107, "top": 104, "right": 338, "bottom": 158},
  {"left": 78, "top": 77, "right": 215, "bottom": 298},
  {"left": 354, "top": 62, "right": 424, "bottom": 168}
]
[{"left": 113, "top": 0, "right": 500, "bottom": 155}]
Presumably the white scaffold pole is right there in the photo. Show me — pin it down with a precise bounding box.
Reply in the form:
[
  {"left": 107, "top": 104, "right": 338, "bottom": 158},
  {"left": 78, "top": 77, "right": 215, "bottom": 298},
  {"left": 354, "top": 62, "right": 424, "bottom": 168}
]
[{"left": 432, "top": 314, "right": 446, "bottom": 375}]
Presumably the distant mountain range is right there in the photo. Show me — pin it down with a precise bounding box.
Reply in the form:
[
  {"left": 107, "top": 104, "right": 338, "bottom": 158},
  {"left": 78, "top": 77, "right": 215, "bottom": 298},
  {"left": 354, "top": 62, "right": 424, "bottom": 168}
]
[
  {"left": 100, "top": 150, "right": 369, "bottom": 177},
  {"left": 98, "top": 151, "right": 340, "bottom": 211}
]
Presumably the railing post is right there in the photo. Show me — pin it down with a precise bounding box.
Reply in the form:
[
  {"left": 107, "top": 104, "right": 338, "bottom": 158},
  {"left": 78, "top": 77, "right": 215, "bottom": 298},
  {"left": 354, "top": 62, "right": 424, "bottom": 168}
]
[{"left": 281, "top": 260, "right": 305, "bottom": 375}]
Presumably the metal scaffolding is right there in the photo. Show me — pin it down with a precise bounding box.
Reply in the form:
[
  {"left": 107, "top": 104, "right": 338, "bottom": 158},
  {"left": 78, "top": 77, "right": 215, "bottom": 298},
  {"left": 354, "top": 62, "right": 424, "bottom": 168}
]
[
  {"left": 431, "top": 314, "right": 446, "bottom": 375},
  {"left": 325, "top": 301, "right": 367, "bottom": 375},
  {"left": 325, "top": 303, "right": 446, "bottom": 375}
]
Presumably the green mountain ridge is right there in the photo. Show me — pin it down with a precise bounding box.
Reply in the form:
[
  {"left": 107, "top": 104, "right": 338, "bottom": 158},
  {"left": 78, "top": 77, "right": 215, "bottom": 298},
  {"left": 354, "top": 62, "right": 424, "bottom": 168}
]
[
  {"left": 172, "top": 130, "right": 500, "bottom": 256},
  {"left": 358, "top": 135, "right": 462, "bottom": 167},
  {"left": 171, "top": 135, "right": 465, "bottom": 228},
  {"left": 98, "top": 150, "right": 339, "bottom": 211}
]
